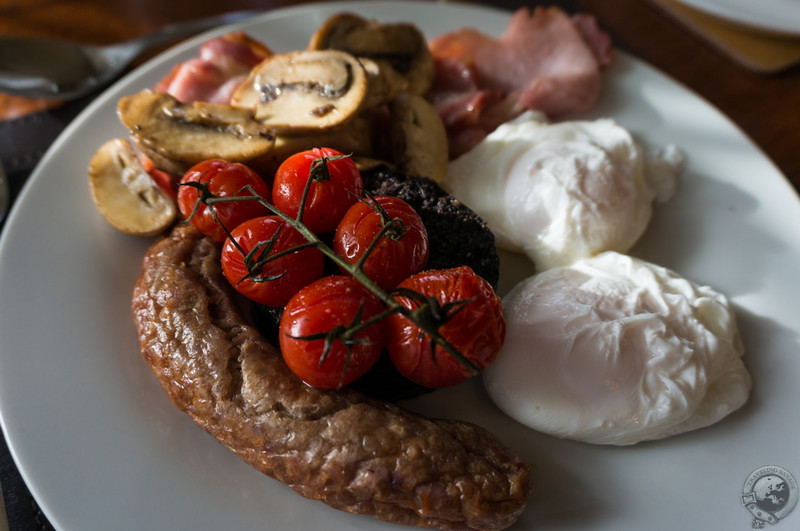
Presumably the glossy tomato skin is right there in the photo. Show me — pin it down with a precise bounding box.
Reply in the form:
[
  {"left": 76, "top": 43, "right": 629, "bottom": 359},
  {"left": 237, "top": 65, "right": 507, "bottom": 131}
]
[
  {"left": 386, "top": 266, "right": 505, "bottom": 388},
  {"left": 272, "top": 148, "right": 363, "bottom": 234},
  {"left": 178, "top": 159, "right": 271, "bottom": 242},
  {"left": 221, "top": 215, "right": 323, "bottom": 307},
  {"left": 334, "top": 195, "right": 429, "bottom": 290},
  {"left": 280, "top": 276, "right": 385, "bottom": 389}
]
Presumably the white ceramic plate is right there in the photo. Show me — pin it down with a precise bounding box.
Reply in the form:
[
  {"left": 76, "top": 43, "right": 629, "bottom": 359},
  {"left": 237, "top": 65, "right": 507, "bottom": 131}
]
[
  {"left": 2, "top": 1, "right": 800, "bottom": 529},
  {"left": 673, "top": 0, "right": 800, "bottom": 35}
]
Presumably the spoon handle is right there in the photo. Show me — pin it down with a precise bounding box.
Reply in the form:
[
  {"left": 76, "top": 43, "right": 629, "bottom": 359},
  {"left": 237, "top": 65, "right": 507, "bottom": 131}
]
[{"left": 0, "top": 10, "right": 260, "bottom": 100}]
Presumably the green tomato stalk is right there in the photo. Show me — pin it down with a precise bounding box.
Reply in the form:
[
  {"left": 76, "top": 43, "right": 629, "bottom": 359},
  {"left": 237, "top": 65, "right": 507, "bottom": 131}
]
[{"left": 180, "top": 161, "right": 481, "bottom": 377}]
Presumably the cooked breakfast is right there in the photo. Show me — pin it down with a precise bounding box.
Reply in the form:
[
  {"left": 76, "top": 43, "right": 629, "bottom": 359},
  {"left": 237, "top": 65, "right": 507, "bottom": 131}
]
[{"left": 86, "top": 5, "right": 751, "bottom": 529}]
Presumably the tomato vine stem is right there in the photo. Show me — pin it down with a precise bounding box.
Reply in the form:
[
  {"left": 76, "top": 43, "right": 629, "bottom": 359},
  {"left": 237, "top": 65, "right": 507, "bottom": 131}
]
[{"left": 185, "top": 182, "right": 481, "bottom": 376}]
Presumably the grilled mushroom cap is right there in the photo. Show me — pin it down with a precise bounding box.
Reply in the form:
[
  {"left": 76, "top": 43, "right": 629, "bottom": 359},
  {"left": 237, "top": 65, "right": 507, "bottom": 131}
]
[
  {"left": 88, "top": 138, "right": 176, "bottom": 236},
  {"left": 118, "top": 90, "right": 275, "bottom": 173},
  {"left": 384, "top": 93, "right": 448, "bottom": 183},
  {"left": 308, "top": 13, "right": 435, "bottom": 97},
  {"left": 230, "top": 50, "right": 369, "bottom": 133}
]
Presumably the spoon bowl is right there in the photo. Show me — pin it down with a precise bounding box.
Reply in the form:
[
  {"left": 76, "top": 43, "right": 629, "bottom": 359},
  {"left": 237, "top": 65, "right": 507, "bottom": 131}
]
[{"left": 0, "top": 10, "right": 257, "bottom": 101}]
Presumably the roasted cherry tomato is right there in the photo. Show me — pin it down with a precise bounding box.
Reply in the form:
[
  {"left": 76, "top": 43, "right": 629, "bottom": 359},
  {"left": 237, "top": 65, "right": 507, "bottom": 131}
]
[
  {"left": 272, "top": 147, "right": 362, "bottom": 234},
  {"left": 334, "top": 195, "right": 429, "bottom": 290},
  {"left": 221, "top": 215, "right": 323, "bottom": 307},
  {"left": 178, "top": 159, "right": 272, "bottom": 242},
  {"left": 280, "top": 275, "right": 386, "bottom": 389},
  {"left": 386, "top": 266, "right": 505, "bottom": 388}
]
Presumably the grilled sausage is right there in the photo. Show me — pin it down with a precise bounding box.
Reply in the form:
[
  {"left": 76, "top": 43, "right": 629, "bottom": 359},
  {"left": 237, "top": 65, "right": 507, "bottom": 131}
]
[{"left": 132, "top": 223, "right": 530, "bottom": 530}]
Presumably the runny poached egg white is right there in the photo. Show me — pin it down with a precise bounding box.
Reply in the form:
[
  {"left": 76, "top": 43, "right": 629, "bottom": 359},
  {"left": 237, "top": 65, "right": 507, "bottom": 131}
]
[
  {"left": 443, "top": 112, "right": 683, "bottom": 271},
  {"left": 483, "top": 252, "right": 751, "bottom": 445}
]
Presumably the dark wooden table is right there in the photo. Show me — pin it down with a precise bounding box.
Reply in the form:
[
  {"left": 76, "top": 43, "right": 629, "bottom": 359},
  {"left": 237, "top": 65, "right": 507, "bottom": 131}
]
[
  {"left": 1, "top": 0, "right": 798, "bottom": 191},
  {"left": 1, "top": 0, "right": 799, "bottom": 528}
]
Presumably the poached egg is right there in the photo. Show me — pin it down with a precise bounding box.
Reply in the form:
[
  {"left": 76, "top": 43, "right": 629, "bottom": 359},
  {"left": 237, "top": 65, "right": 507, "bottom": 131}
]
[
  {"left": 483, "top": 252, "right": 751, "bottom": 445},
  {"left": 443, "top": 112, "right": 683, "bottom": 271}
]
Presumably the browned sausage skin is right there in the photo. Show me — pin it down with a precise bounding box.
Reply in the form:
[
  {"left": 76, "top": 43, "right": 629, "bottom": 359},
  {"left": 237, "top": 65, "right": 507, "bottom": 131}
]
[{"left": 132, "top": 223, "right": 530, "bottom": 531}]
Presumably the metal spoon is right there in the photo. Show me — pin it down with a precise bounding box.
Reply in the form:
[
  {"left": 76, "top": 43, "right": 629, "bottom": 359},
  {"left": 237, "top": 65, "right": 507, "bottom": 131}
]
[{"left": 0, "top": 10, "right": 257, "bottom": 101}]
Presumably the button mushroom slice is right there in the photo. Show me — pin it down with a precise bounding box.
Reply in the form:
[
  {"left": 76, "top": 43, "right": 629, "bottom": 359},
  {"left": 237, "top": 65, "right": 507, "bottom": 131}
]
[
  {"left": 308, "top": 13, "right": 435, "bottom": 97},
  {"left": 135, "top": 144, "right": 190, "bottom": 176},
  {"left": 308, "top": 13, "right": 367, "bottom": 50},
  {"left": 384, "top": 93, "right": 449, "bottom": 183},
  {"left": 249, "top": 109, "right": 377, "bottom": 175},
  {"left": 356, "top": 57, "right": 400, "bottom": 109},
  {"left": 230, "top": 50, "right": 369, "bottom": 134},
  {"left": 88, "top": 138, "right": 176, "bottom": 237},
  {"left": 118, "top": 90, "right": 276, "bottom": 170}
]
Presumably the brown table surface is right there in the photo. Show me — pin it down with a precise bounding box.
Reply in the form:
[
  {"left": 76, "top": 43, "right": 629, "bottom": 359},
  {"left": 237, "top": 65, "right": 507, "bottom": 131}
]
[
  {"left": 0, "top": 0, "right": 798, "bottom": 528},
  {"left": 1, "top": 0, "right": 798, "bottom": 191}
]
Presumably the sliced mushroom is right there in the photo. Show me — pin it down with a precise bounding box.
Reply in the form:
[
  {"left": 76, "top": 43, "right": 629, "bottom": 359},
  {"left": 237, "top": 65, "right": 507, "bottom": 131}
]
[
  {"left": 230, "top": 50, "right": 368, "bottom": 134},
  {"left": 136, "top": 144, "right": 188, "bottom": 176},
  {"left": 308, "top": 13, "right": 367, "bottom": 50},
  {"left": 249, "top": 109, "right": 376, "bottom": 174},
  {"left": 356, "top": 57, "right": 400, "bottom": 109},
  {"left": 118, "top": 90, "right": 275, "bottom": 173},
  {"left": 308, "top": 13, "right": 435, "bottom": 97},
  {"left": 88, "top": 138, "right": 176, "bottom": 237},
  {"left": 384, "top": 93, "right": 449, "bottom": 183}
]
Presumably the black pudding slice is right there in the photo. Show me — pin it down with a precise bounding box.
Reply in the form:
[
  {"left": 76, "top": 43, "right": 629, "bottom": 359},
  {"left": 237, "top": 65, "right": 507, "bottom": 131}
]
[
  {"left": 360, "top": 165, "right": 500, "bottom": 289},
  {"left": 253, "top": 165, "right": 501, "bottom": 400}
]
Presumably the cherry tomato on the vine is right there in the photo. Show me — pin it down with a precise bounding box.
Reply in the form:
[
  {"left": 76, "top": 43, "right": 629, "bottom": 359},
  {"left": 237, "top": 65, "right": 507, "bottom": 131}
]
[
  {"left": 279, "top": 275, "right": 386, "bottom": 389},
  {"left": 272, "top": 147, "right": 363, "bottom": 234},
  {"left": 178, "top": 159, "right": 272, "bottom": 242},
  {"left": 386, "top": 266, "right": 505, "bottom": 388},
  {"left": 334, "top": 195, "right": 429, "bottom": 290},
  {"left": 221, "top": 215, "right": 323, "bottom": 307}
]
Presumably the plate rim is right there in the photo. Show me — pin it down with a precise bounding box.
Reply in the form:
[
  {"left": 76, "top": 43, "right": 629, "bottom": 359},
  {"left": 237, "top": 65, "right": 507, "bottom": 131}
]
[
  {"left": 671, "top": 0, "right": 800, "bottom": 35},
  {"left": 1, "top": 2, "right": 800, "bottom": 530}
]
